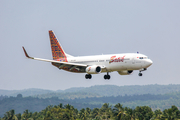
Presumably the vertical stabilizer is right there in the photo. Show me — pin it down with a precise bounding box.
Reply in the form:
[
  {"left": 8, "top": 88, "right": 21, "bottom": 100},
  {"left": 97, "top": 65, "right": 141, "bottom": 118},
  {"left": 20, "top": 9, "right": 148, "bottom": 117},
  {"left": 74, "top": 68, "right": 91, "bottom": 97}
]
[{"left": 49, "top": 30, "right": 67, "bottom": 62}]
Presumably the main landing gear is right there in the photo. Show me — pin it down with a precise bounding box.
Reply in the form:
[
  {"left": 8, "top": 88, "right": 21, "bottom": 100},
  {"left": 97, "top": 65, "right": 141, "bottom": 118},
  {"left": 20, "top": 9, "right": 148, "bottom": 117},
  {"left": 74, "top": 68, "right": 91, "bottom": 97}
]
[
  {"left": 104, "top": 72, "right": 110, "bottom": 80},
  {"left": 85, "top": 74, "right": 92, "bottom": 79},
  {"left": 85, "top": 73, "right": 111, "bottom": 80}
]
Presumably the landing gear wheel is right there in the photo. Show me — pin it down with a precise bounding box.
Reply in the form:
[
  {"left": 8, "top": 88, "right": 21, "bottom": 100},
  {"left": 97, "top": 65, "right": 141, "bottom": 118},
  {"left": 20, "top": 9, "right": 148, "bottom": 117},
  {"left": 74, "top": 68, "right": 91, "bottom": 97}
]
[
  {"left": 138, "top": 73, "right": 143, "bottom": 76},
  {"left": 104, "top": 74, "right": 110, "bottom": 80},
  {"left": 85, "top": 74, "right": 92, "bottom": 79},
  {"left": 89, "top": 74, "right": 92, "bottom": 79},
  {"left": 104, "top": 75, "right": 107, "bottom": 79},
  {"left": 107, "top": 75, "right": 110, "bottom": 79}
]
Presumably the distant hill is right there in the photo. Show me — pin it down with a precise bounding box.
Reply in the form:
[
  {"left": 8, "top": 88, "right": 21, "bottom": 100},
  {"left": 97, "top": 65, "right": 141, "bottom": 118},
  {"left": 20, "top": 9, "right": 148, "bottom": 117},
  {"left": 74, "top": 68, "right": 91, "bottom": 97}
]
[
  {"left": 68, "top": 91, "right": 180, "bottom": 110},
  {"left": 34, "top": 92, "right": 101, "bottom": 99},
  {"left": 0, "top": 88, "right": 53, "bottom": 97},
  {"left": 58, "top": 87, "right": 85, "bottom": 93},
  {"left": 1, "top": 84, "right": 180, "bottom": 99},
  {"left": 34, "top": 84, "right": 180, "bottom": 99},
  {"left": 74, "top": 84, "right": 180, "bottom": 96}
]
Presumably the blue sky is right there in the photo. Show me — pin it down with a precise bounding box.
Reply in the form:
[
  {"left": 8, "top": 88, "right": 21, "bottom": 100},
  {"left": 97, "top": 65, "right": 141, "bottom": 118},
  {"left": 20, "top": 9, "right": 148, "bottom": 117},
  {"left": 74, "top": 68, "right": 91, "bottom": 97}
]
[{"left": 0, "top": 0, "right": 180, "bottom": 90}]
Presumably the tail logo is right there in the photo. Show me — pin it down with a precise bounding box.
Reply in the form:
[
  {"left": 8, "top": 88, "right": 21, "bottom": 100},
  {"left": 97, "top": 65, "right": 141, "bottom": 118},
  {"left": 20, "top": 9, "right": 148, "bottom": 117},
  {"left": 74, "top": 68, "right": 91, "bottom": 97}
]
[{"left": 49, "top": 30, "right": 67, "bottom": 62}]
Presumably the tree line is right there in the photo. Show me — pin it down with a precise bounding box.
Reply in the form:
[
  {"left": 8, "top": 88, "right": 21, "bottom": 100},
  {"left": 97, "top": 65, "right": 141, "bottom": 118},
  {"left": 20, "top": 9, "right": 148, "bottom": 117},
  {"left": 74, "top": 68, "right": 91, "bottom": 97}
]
[
  {"left": 1, "top": 103, "right": 180, "bottom": 120},
  {"left": 70, "top": 93, "right": 177, "bottom": 103},
  {"left": 0, "top": 94, "right": 101, "bottom": 117},
  {"left": 33, "top": 84, "right": 180, "bottom": 99},
  {"left": 1, "top": 93, "right": 180, "bottom": 117}
]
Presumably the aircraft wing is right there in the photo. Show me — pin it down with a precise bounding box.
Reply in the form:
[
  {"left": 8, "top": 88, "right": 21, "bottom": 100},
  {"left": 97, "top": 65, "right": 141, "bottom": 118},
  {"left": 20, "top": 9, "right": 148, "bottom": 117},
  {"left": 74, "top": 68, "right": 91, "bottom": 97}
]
[{"left": 22, "top": 47, "right": 88, "bottom": 72}]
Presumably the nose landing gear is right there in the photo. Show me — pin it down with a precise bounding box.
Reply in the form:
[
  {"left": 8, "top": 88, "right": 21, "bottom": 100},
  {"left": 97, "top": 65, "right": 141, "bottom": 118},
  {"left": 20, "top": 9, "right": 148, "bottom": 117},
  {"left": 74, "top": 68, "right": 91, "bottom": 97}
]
[
  {"left": 138, "top": 68, "right": 147, "bottom": 76},
  {"left": 138, "top": 72, "right": 143, "bottom": 76}
]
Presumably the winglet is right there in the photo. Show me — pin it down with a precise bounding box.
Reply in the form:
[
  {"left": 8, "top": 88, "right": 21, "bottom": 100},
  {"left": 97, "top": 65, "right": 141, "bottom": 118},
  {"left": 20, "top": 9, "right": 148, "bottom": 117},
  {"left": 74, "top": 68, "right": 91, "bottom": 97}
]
[{"left": 22, "top": 46, "right": 34, "bottom": 59}]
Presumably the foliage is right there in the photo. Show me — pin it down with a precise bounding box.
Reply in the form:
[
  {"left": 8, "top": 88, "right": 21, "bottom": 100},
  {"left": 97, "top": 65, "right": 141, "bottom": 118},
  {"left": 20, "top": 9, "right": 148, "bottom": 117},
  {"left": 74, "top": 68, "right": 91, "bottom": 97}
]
[
  {"left": 1, "top": 84, "right": 180, "bottom": 119},
  {"left": 1, "top": 91, "right": 180, "bottom": 117},
  {"left": 1, "top": 103, "right": 180, "bottom": 120},
  {"left": 66, "top": 91, "right": 180, "bottom": 111},
  {"left": 70, "top": 93, "right": 176, "bottom": 104},
  {"left": 0, "top": 95, "right": 101, "bottom": 117}
]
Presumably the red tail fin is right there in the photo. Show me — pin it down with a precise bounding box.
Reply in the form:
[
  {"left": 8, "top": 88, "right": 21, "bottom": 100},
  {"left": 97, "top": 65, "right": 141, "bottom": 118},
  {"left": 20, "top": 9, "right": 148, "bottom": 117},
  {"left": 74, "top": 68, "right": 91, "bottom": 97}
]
[{"left": 49, "top": 30, "right": 67, "bottom": 62}]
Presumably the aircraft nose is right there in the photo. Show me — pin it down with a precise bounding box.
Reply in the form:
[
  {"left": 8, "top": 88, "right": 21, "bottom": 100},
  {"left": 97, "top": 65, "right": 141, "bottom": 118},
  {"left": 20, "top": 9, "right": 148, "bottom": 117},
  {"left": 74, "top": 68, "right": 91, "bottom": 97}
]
[{"left": 146, "top": 59, "right": 153, "bottom": 67}]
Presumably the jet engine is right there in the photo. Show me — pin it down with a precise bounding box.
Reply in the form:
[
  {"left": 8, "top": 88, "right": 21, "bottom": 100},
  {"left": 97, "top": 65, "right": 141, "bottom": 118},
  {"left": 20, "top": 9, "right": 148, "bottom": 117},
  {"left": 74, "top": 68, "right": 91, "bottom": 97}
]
[
  {"left": 86, "top": 66, "right": 101, "bottom": 74},
  {"left": 118, "top": 70, "right": 133, "bottom": 75}
]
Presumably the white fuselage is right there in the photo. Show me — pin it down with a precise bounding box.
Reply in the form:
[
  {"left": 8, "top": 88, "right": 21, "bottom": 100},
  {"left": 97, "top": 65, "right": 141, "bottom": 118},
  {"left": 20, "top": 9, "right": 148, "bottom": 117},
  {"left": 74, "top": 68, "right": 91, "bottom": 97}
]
[{"left": 67, "top": 53, "right": 153, "bottom": 73}]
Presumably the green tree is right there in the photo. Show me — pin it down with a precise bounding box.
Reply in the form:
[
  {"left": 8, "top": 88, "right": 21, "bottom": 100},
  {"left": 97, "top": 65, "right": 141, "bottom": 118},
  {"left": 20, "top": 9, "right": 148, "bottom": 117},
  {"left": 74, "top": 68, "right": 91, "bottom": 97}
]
[
  {"left": 16, "top": 113, "right": 21, "bottom": 120},
  {"left": 21, "top": 109, "right": 32, "bottom": 120},
  {"left": 134, "top": 106, "right": 153, "bottom": 120},
  {"left": 100, "top": 103, "right": 112, "bottom": 119},
  {"left": 17, "top": 94, "right": 23, "bottom": 98},
  {"left": 44, "top": 111, "right": 53, "bottom": 120},
  {"left": 58, "top": 103, "right": 64, "bottom": 109},
  {"left": 162, "top": 105, "right": 180, "bottom": 120},
  {"left": 153, "top": 109, "right": 162, "bottom": 119},
  {"left": 78, "top": 108, "right": 87, "bottom": 120},
  {"left": 3, "top": 110, "right": 18, "bottom": 120},
  {"left": 91, "top": 108, "right": 102, "bottom": 120},
  {"left": 64, "top": 104, "right": 71, "bottom": 110},
  {"left": 85, "top": 107, "right": 91, "bottom": 119},
  {"left": 113, "top": 103, "right": 126, "bottom": 120},
  {"left": 123, "top": 107, "right": 135, "bottom": 120},
  {"left": 31, "top": 112, "right": 41, "bottom": 120}
]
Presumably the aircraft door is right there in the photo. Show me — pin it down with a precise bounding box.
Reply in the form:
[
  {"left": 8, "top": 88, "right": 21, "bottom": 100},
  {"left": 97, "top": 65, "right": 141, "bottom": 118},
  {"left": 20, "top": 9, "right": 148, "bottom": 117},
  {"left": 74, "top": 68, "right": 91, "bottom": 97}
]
[{"left": 132, "top": 57, "right": 135, "bottom": 64}]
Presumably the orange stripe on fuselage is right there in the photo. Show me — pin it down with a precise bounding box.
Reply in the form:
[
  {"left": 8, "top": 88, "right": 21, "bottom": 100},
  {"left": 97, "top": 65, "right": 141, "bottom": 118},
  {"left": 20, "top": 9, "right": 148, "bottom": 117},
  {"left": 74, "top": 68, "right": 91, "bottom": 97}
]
[{"left": 49, "top": 30, "right": 67, "bottom": 62}]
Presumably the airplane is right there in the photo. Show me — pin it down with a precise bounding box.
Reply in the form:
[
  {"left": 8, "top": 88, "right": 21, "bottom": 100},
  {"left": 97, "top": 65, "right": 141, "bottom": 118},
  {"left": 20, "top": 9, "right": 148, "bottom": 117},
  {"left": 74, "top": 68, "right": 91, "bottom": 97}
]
[{"left": 23, "top": 30, "right": 153, "bottom": 80}]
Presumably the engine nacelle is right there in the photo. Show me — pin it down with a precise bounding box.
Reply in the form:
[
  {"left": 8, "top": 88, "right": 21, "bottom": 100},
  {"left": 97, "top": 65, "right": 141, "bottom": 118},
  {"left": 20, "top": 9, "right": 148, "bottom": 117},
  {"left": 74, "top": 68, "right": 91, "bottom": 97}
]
[
  {"left": 86, "top": 66, "right": 101, "bottom": 74},
  {"left": 118, "top": 70, "right": 133, "bottom": 75}
]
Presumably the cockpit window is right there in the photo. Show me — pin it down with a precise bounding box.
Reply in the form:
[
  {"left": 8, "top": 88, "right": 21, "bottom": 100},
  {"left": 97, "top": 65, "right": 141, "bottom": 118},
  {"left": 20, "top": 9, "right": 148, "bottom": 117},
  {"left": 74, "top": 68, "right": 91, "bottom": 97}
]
[{"left": 138, "top": 57, "right": 148, "bottom": 59}]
